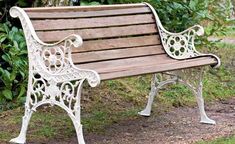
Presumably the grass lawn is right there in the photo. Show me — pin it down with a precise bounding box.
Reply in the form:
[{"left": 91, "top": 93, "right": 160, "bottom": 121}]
[{"left": 197, "top": 136, "right": 235, "bottom": 144}]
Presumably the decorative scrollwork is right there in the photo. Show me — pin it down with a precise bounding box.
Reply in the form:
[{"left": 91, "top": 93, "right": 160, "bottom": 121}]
[
  {"left": 159, "top": 26, "right": 203, "bottom": 59},
  {"left": 10, "top": 6, "right": 100, "bottom": 86},
  {"left": 144, "top": 3, "right": 221, "bottom": 68},
  {"left": 42, "top": 47, "right": 65, "bottom": 73}
]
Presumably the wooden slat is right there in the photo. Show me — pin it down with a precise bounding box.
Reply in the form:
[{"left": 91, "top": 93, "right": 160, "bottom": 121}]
[
  {"left": 77, "top": 56, "right": 217, "bottom": 80},
  {"left": 32, "top": 14, "right": 154, "bottom": 30},
  {"left": 100, "top": 57, "right": 217, "bottom": 80},
  {"left": 27, "top": 7, "right": 151, "bottom": 19},
  {"left": 72, "top": 45, "right": 164, "bottom": 63},
  {"left": 37, "top": 24, "right": 157, "bottom": 42},
  {"left": 78, "top": 54, "right": 171, "bottom": 71},
  {"left": 73, "top": 35, "right": 160, "bottom": 53},
  {"left": 24, "top": 3, "right": 146, "bottom": 12}
]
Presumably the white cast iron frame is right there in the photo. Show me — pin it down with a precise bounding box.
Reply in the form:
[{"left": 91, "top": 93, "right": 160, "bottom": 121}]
[
  {"left": 138, "top": 68, "right": 216, "bottom": 124},
  {"left": 9, "top": 6, "right": 100, "bottom": 144}
]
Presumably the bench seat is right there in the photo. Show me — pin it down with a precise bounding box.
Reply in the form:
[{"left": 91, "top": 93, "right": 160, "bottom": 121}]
[{"left": 79, "top": 55, "right": 217, "bottom": 80}]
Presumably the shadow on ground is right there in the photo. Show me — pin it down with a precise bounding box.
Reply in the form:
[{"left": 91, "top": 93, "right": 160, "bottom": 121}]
[{"left": 40, "top": 97, "right": 235, "bottom": 144}]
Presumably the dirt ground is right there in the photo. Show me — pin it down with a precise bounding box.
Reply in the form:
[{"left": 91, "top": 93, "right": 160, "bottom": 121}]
[{"left": 27, "top": 97, "right": 235, "bottom": 144}]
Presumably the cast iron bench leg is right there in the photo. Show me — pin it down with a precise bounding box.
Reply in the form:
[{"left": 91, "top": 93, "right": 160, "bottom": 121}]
[
  {"left": 10, "top": 79, "right": 86, "bottom": 144},
  {"left": 139, "top": 68, "right": 215, "bottom": 124}
]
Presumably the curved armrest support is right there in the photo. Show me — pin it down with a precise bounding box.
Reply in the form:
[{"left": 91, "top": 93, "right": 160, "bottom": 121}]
[
  {"left": 40, "top": 34, "right": 100, "bottom": 87},
  {"left": 10, "top": 6, "right": 100, "bottom": 87},
  {"left": 144, "top": 3, "right": 220, "bottom": 68}
]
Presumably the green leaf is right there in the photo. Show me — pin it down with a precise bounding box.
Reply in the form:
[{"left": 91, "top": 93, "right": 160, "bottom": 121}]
[
  {"left": 3, "top": 23, "right": 9, "bottom": 34},
  {"left": 18, "top": 85, "right": 26, "bottom": 98},
  {"left": 0, "top": 33, "right": 7, "bottom": 43},
  {"left": 2, "top": 53, "right": 11, "bottom": 63},
  {"left": 189, "top": 0, "right": 196, "bottom": 10},
  {"left": 10, "top": 69, "right": 17, "bottom": 81},
  {"left": 2, "top": 89, "right": 12, "bottom": 100}
]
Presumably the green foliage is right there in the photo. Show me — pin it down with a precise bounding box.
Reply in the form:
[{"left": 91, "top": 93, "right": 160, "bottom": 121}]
[
  {"left": 111, "top": 0, "right": 234, "bottom": 50},
  {"left": 0, "top": 22, "right": 28, "bottom": 110},
  {"left": 0, "top": 0, "right": 34, "bottom": 22}
]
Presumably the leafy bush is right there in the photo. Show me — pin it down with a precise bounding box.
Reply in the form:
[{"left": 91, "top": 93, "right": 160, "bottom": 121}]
[
  {"left": 110, "top": 0, "right": 234, "bottom": 50},
  {"left": 0, "top": 22, "right": 28, "bottom": 110},
  {"left": 0, "top": 0, "right": 35, "bottom": 23}
]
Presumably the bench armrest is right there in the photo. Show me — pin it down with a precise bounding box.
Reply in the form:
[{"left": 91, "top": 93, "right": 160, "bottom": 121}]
[
  {"left": 144, "top": 3, "right": 220, "bottom": 68},
  {"left": 40, "top": 34, "right": 101, "bottom": 87},
  {"left": 10, "top": 6, "right": 100, "bottom": 87}
]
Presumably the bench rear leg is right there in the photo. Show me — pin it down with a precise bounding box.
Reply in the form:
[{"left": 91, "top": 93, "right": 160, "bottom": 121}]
[
  {"left": 139, "top": 68, "right": 215, "bottom": 125},
  {"left": 191, "top": 70, "right": 215, "bottom": 124},
  {"left": 138, "top": 75, "right": 158, "bottom": 116},
  {"left": 139, "top": 74, "right": 177, "bottom": 116},
  {"left": 176, "top": 68, "right": 215, "bottom": 124}
]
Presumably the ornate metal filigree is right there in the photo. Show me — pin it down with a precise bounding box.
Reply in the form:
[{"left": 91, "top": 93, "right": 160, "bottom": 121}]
[
  {"left": 10, "top": 6, "right": 100, "bottom": 144},
  {"left": 144, "top": 3, "right": 221, "bottom": 68},
  {"left": 159, "top": 25, "right": 203, "bottom": 59},
  {"left": 139, "top": 68, "right": 215, "bottom": 125}
]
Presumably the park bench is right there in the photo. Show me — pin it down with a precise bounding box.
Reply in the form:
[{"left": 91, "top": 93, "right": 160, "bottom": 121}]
[{"left": 9, "top": 3, "right": 220, "bottom": 144}]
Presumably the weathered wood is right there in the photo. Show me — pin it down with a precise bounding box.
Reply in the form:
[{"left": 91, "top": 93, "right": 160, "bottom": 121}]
[
  {"left": 27, "top": 7, "right": 151, "bottom": 19},
  {"left": 72, "top": 35, "right": 160, "bottom": 53},
  {"left": 24, "top": 3, "right": 146, "bottom": 12},
  {"left": 78, "top": 56, "right": 217, "bottom": 80},
  {"left": 72, "top": 45, "right": 164, "bottom": 63},
  {"left": 32, "top": 14, "right": 155, "bottom": 30},
  {"left": 37, "top": 24, "right": 158, "bottom": 42},
  {"left": 78, "top": 54, "right": 171, "bottom": 71}
]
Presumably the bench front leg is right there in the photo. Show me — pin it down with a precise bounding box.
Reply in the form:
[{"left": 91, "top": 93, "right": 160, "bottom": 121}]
[
  {"left": 9, "top": 105, "right": 33, "bottom": 143},
  {"left": 139, "top": 74, "right": 177, "bottom": 116},
  {"left": 10, "top": 79, "right": 88, "bottom": 144}
]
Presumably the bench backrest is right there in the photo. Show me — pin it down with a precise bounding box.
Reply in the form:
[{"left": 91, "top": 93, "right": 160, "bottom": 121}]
[{"left": 23, "top": 4, "right": 165, "bottom": 66}]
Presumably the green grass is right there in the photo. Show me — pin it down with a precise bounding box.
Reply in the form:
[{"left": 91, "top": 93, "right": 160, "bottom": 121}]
[{"left": 197, "top": 136, "right": 235, "bottom": 144}]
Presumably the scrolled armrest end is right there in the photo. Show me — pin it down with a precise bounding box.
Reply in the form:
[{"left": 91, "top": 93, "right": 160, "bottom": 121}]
[
  {"left": 68, "top": 34, "right": 83, "bottom": 48},
  {"left": 87, "top": 70, "right": 101, "bottom": 87},
  {"left": 193, "top": 25, "right": 204, "bottom": 36}
]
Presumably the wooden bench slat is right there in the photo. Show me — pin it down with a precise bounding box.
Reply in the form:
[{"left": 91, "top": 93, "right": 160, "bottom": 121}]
[
  {"left": 27, "top": 7, "right": 151, "bottom": 19},
  {"left": 72, "top": 45, "right": 164, "bottom": 63},
  {"left": 37, "top": 24, "right": 157, "bottom": 42},
  {"left": 100, "top": 57, "right": 216, "bottom": 80},
  {"left": 24, "top": 3, "right": 146, "bottom": 12},
  {"left": 78, "top": 56, "right": 216, "bottom": 80},
  {"left": 73, "top": 35, "right": 160, "bottom": 53},
  {"left": 78, "top": 54, "right": 171, "bottom": 71},
  {"left": 32, "top": 14, "right": 155, "bottom": 31}
]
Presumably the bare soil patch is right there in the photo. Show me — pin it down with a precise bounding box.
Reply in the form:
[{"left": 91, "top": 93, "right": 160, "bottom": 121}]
[{"left": 37, "top": 97, "right": 235, "bottom": 144}]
